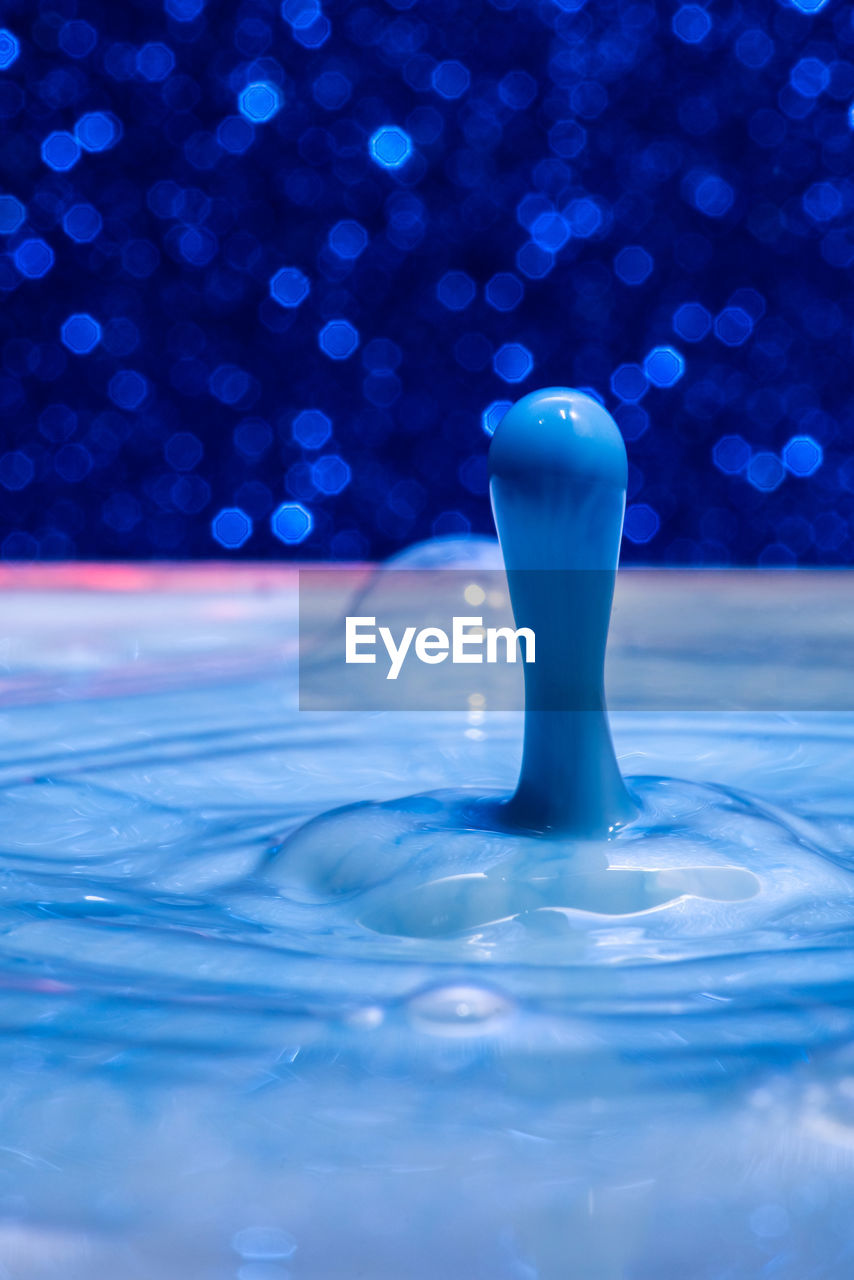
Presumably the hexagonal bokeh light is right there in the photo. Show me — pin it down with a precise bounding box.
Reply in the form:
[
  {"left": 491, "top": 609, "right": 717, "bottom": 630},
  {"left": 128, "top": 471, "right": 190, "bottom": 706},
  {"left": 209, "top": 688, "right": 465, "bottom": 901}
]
[
  {"left": 238, "top": 81, "right": 282, "bottom": 124},
  {"left": 41, "top": 131, "right": 81, "bottom": 172},
  {"left": 493, "top": 343, "right": 533, "bottom": 385},
  {"left": 212, "top": 507, "right": 253, "bottom": 550},
  {"left": 0, "top": 29, "right": 20, "bottom": 69},
  {"left": 644, "top": 347, "right": 685, "bottom": 389},
  {"left": 369, "top": 126, "right": 412, "bottom": 170},
  {"left": 270, "top": 268, "right": 311, "bottom": 309},
  {"left": 271, "top": 501, "right": 313, "bottom": 545},
  {"left": 60, "top": 314, "right": 102, "bottom": 355},
  {"left": 318, "top": 320, "right": 359, "bottom": 360}
]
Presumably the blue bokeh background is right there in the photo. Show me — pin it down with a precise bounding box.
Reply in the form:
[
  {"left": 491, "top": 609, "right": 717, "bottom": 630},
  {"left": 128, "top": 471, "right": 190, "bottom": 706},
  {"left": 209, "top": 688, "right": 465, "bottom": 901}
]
[{"left": 1, "top": 0, "right": 852, "bottom": 563}]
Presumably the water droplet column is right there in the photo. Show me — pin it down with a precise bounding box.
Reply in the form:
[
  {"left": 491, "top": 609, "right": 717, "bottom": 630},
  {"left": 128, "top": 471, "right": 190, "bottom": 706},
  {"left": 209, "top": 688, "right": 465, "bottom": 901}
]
[{"left": 489, "top": 387, "right": 636, "bottom": 836}]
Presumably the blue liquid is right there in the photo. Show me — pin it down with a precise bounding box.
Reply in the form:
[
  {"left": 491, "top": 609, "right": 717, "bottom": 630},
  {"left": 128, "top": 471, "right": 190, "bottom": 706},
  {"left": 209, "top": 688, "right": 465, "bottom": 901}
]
[
  {"left": 490, "top": 388, "right": 635, "bottom": 835},
  {"left": 4, "top": 566, "right": 854, "bottom": 1275}
]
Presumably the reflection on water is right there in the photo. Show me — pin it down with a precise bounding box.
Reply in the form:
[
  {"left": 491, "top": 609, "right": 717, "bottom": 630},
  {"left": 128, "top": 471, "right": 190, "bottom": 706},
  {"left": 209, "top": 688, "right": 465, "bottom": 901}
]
[{"left": 2, "top": 567, "right": 854, "bottom": 1277}]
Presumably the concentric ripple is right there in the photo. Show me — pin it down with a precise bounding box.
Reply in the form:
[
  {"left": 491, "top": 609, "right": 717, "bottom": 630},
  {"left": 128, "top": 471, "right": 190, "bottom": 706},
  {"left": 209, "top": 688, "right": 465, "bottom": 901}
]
[{"left": 2, "top": 685, "right": 854, "bottom": 1080}]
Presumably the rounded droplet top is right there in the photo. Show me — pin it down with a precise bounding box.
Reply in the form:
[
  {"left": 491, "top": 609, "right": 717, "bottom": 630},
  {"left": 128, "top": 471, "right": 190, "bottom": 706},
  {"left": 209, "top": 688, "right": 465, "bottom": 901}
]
[{"left": 489, "top": 387, "right": 627, "bottom": 491}]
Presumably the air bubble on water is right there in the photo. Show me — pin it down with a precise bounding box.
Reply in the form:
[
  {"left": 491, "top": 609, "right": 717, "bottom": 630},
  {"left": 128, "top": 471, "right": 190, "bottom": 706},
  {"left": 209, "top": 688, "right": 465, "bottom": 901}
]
[
  {"left": 407, "top": 984, "right": 514, "bottom": 1036},
  {"left": 231, "top": 1225, "right": 297, "bottom": 1260}
]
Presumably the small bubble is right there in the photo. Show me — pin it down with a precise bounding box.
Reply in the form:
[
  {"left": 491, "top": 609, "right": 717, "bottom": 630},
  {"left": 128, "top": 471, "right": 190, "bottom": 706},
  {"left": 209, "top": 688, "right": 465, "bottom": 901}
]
[
  {"left": 407, "top": 984, "right": 514, "bottom": 1036},
  {"left": 232, "top": 1226, "right": 297, "bottom": 1260}
]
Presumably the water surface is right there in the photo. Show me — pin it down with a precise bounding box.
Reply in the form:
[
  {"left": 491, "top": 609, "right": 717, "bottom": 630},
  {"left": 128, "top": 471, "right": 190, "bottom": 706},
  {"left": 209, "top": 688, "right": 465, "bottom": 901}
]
[{"left": 1, "top": 565, "right": 853, "bottom": 1278}]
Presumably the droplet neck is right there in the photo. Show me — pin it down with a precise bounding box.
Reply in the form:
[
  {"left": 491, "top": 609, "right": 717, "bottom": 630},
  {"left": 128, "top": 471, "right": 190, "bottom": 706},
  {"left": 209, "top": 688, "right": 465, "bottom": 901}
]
[{"left": 488, "top": 388, "right": 636, "bottom": 836}]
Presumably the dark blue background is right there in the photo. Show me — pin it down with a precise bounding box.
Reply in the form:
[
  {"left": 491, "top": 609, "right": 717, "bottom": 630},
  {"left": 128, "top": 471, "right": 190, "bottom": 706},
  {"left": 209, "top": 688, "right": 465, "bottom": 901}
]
[{"left": 1, "top": 0, "right": 852, "bottom": 563}]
